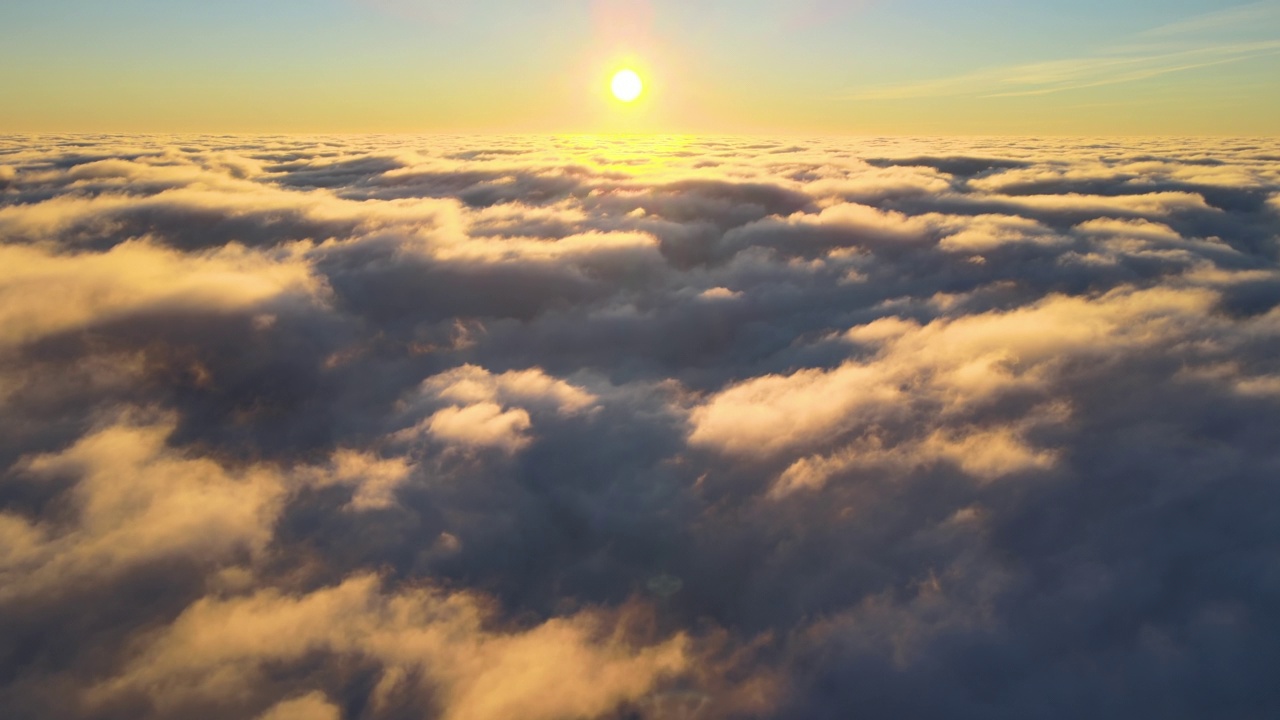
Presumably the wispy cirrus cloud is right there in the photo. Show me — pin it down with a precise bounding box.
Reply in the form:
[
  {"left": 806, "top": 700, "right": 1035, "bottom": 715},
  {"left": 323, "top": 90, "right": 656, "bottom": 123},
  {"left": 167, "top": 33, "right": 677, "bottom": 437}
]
[
  {"left": 848, "top": 3, "right": 1280, "bottom": 100},
  {"left": 1138, "top": 0, "right": 1280, "bottom": 39},
  {"left": 849, "top": 40, "right": 1280, "bottom": 99}
]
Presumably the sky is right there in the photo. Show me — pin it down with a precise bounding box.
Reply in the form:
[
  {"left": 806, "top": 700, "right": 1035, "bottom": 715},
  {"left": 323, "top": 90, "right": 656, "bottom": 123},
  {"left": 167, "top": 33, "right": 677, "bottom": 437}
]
[{"left": 2, "top": 0, "right": 1279, "bottom": 134}]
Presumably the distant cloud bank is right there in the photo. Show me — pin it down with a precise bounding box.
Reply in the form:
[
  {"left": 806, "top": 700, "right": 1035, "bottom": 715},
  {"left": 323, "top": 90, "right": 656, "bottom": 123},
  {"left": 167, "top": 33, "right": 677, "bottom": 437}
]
[{"left": 2, "top": 134, "right": 1280, "bottom": 719}]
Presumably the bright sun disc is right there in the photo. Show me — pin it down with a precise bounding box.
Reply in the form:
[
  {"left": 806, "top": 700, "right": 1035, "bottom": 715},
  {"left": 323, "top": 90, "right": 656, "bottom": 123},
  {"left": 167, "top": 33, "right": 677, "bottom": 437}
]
[{"left": 611, "top": 69, "right": 643, "bottom": 102}]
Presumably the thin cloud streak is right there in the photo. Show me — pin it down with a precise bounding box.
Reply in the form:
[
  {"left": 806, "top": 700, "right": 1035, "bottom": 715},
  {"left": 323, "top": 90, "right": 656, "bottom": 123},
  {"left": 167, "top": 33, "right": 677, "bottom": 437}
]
[
  {"left": 847, "top": 40, "right": 1280, "bottom": 100},
  {"left": 844, "top": 3, "right": 1280, "bottom": 102},
  {"left": 1138, "top": 0, "right": 1280, "bottom": 38}
]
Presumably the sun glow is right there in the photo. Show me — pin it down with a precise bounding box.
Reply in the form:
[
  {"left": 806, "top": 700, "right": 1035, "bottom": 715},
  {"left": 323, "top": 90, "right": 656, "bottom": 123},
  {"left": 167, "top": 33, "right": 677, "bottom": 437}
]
[{"left": 611, "top": 69, "right": 643, "bottom": 103}]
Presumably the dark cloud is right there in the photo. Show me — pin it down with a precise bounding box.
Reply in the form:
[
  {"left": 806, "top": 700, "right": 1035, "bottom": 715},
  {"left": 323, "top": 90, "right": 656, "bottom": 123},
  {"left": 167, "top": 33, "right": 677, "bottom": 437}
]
[
  {"left": 1, "top": 134, "right": 1279, "bottom": 719},
  {"left": 866, "top": 155, "right": 1033, "bottom": 177}
]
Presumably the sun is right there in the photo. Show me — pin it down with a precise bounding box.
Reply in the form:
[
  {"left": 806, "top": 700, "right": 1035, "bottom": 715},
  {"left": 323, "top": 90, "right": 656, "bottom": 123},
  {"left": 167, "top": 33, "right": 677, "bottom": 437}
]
[{"left": 611, "top": 69, "right": 643, "bottom": 103}]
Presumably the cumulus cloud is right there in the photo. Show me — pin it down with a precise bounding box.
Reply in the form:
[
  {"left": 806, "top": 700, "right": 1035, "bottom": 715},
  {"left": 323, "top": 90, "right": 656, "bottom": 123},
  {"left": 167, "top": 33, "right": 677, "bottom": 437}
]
[
  {"left": 89, "top": 575, "right": 689, "bottom": 720},
  {"left": 302, "top": 450, "right": 416, "bottom": 510},
  {"left": 255, "top": 693, "right": 342, "bottom": 720},
  {"left": 0, "top": 240, "right": 322, "bottom": 347},
  {"left": 690, "top": 286, "right": 1215, "bottom": 467},
  {"left": 424, "top": 402, "right": 534, "bottom": 452},
  {"left": 420, "top": 364, "right": 598, "bottom": 415},
  {"left": 393, "top": 365, "right": 598, "bottom": 454},
  {"left": 2, "top": 415, "right": 285, "bottom": 602},
  {"left": 699, "top": 287, "right": 743, "bottom": 301},
  {"left": 2, "top": 133, "right": 1279, "bottom": 719}
]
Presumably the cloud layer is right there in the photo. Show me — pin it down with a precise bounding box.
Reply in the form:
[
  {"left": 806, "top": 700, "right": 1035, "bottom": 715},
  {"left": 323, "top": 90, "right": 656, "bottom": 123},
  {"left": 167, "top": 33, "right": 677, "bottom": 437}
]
[{"left": 2, "top": 133, "right": 1280, "bottom": 719}]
